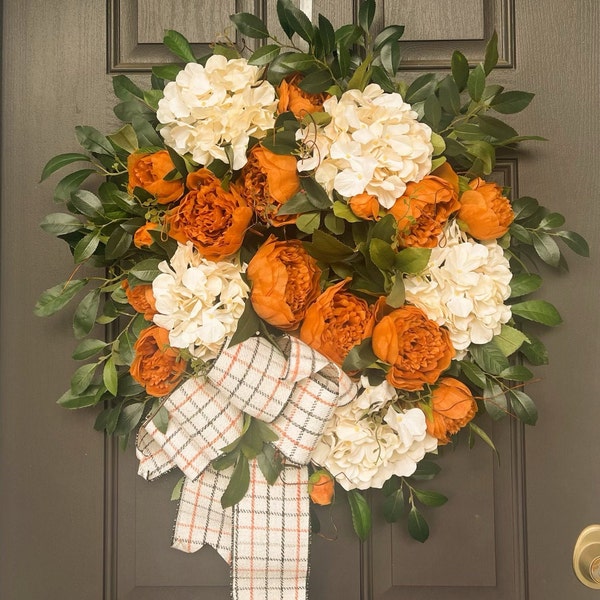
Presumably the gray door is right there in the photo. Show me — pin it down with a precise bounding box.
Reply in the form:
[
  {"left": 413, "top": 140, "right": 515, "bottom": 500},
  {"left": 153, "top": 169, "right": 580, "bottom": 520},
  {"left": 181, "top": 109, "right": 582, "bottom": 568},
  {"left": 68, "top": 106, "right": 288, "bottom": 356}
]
[{"left": 1, "top": 1, "right": 598, "bottom": 599}]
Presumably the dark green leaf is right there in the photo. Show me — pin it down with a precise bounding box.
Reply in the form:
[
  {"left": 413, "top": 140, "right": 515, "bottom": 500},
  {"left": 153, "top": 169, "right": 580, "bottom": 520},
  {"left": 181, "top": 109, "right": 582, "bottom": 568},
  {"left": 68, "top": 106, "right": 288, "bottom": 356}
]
[
  {"left": 383, "top": 488, "right": 407, "bottom": 522},
  {"left": 509, "top": 390, "right": 538, "bottom": 425},
  {"left": 57, "top": 386, "right": 103, "bottom": 409},
  {"left": 221, "top": 454, "right": 251, "bottom": 508},
  {"left": 129, "top": 258, "right": 161, "bottom": 282},
  {"left": 532, "top": 232, "right": 561, "bottom": 267},
  {"left": 112, "top": 74, "right": 144, "bottom": 101},
  {"left": 370, "top": 214, "right": 397, "bottom": 243},
  {"left": 163, "top": 29, "right": 197, "bottom": 62},
  {"left": 70, "top": 190, "right": 104, "bottom": 219},
  {"left": 423, "top": 91, "right": 441, "bottom": 128},
  {"left": 520, "top": 334, "right": 549, "bottom": 366},
  {"left": 74, "top": 230, "right": 101, "bottom": 263},
  {"left": 212, "top": 44, "right": 240, "bottom": 60},
  {"left": 477, "top": 115, "right": 518, "bottom": 140},
  {"left": 105, "top": 226, "right": 133, "bottom": 260},
  {"left": 413, "top": 488, "right": 448, "bottom": 507},
  {"left": 117, "top": 373, "right": 143, "bottom": 397},
  {"left": 324, "top": 213, "right": 345, "bottom": 235},
  {"left": 75, "top": 125, "right": 114, "bottom": 156},
  {"left": 116, "top": 330, "right": 136, "bottom": 365},
  {"left": 40, "top": 153, "right": 91, "bottom": 182},
  {"left": 359, "top": 0, "right": 375, "bottom": 32},
  {"left": 34, "top": 279, "right": 88, "bottom": 317},
  {"left": 72, "top": 338, "right": 107, "bottom": 360},
  {"left": 107, "top": 124, "right": 138, "bottom": 154},
  {"left": 467, "top": 64, "right": 486, "bottom": 102},
  {"left": 274, "top": 193, "right": 314, "bottom": 216},
  {"left": 370, "top": 65, "right": 396, "bottom": 93},
  {"left": 40, "top": 213, "right": 82, "bottom": 236},
  {"left": 103, "top": 355, "right": 119, "bottom": 396},
  {"left": 280, "top": 52, "right": 318, "bottom": 71},
  {"left": 491, "top": 91, "right": 534, "bottom": 114},
  {"left": 301, "top": 177, "right": 332, "bottom": 210},
  {"left": 298, "top": 68, "right": 334, "bottom": 93},
  {"left": 510, "top": 223, "right": 533, "bottom": 244},
  {"left": 228, "top": 301, "right": 261, "bottom": 348},
  {"left": 469, "top": 340, "right": 510, "bottom": 375},
  {"left": 499, "top": 365, "right": 534, "bottom": 382},
  {"left": 152, "top": 64, "right": 183, "bottom": 81},
  {"left": 369, "top": 238, "right": 395, "bottom": 271},
  {"left": 509, "top": 273, "right": 543, "bottom": 298},
  {"left": 483, "top": 31, "right": 498, "bottom": 75},
  {"left": 411, "top": 460, "right": 441, "bottom": 481},
  {"left": 230, "top": 12, "right": 270, "bottom": 39},
  {"left": 282, "top": 0, "right": 315, "bottom": 43},
  {"left": 305, "top": 229, "right": 355, "bottom": 262},
  {"left": 212, "top": 450, "right": 240, "bottom": 471},
  {"left": 407, "top": 507, "right": 429, "bottom": 542},
  {"left": 70, "top": 363, "right": 98, "bottom": 395},
  {"left": 511, "top": 300, "right": 562, "bottom": 326},
  {"left": 347, "top": 490, "right": 371, "bottom": 541},
  {"left": 451, "top": 50, "right": 469, "bottom": 91},
  {"left": 374, "top": 25, "right": 405, "bottom": 51},
  {"left": 73, "top": 289, "right": 101, "bottom": 339},
  {"left": 335, "top": 23, "right": 363, "bottom": 48},
  {"left": 276, "top": 0, "right": 295, "bottom": 39},
  {"left": 152, "top": 405, "right": 169, "bottom": 434},
  {"left": 512, "top": 196, "right": 539, "bottom": 220},
  {"left": 257, "top": 444, "right": 284, "bottom": 485},
  {"left": 438, "top": 76, "right": 461, "bottom": 114},
  {"left": 394, "top": 247, "right": 431, "bottom": 274},
  {"left": 539, "top": 212, "right": 566, "bottom": 229},
  {"left": 318, "top": 14, "right": 336, "bottom": 56},
  {"left": 248, "top": 44, "right": 281, "bottom": 66},
  {"left": 114, "top": 402, "right": 145, "bottom": 435},
  {"left": 469, "top": 422, "right": 498, "bottom": 454},
  {"left": 460, "top": 360, "right": 487, "bottom": 388},
  {"left": 555, "top": 230, "right": 589, "bottom": 257},
  {"left": 53, "top": 169, "right": 96, "bottom": 203},
  {"left": 405, "top": 73, "right": 437, "bottom": 103},
  {"left": 483, "top": 379, "right": 508, "bottom": 420},
  {"left": 342, "top": 338, "right": 377, "bottom": 372}
]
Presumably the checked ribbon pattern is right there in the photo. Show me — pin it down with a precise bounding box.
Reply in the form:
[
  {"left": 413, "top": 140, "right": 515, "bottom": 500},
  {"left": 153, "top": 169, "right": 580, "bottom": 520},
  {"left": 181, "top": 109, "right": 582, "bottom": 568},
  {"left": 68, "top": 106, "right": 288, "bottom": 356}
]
[{"left": 136, "top": 335, "right": 357, "bottom": 600}]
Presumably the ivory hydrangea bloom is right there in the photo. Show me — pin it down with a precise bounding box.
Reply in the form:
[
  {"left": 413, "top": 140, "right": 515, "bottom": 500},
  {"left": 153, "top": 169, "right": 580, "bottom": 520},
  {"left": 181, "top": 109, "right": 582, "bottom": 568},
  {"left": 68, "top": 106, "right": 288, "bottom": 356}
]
[
  {"left": 151, "top": 242, "right": 249, "bottom": 361},
  {"left": 312, "top": 379, "right": 438, "bottom": 490},
  {"left": 296, "top": 83, "right": 433, "bottom": 208},
  {"left": 156, "top": 56, "right": 277, "bottom": 170}
]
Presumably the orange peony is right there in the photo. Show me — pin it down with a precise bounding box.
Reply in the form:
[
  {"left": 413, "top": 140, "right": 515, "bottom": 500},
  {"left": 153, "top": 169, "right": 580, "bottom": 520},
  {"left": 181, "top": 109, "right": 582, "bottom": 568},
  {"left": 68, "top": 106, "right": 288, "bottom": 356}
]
[
  {"left": 277, "top": 73, "right": 328, "bottom": 118},
  {"left": 349, "top": 193, "right": 380, "bottom": 220},
  {"left": 424, "top": 377, "right": 477, "bottom": 444},
  {"left": 130, "top": 326, "right": 187, "bottom": 397},
  {"left": 372, "top": 305, "right": 455, "bottom": 391},
  {"left": 127, "top": 150, "right": 184, "bottom": 204},
  {"left": 300, "top": 280, "right": 378, "bottom": 366},
  {"left": 121, "top": 280, "right": 156, "bottom": 321},
  {"left": 247, "top": 236, "right": 321, "bottom": 331},
  {"left": 458, "top": 178, "right": 514, "bottom": 240},
  {"left": 133, "top": 222, "right": 159, "bottom": 248},
  {"left": 238, "top": 145, "right": 300, "bottom": 227},
  {"left": 167, "top": 169, "right": 252, "bottom": 260},
  {"left": 308, "top": 470, "right": 335, "bottom": 506},
  {"left": 389, "top": 163, "right": 460, "bottom": 248}
]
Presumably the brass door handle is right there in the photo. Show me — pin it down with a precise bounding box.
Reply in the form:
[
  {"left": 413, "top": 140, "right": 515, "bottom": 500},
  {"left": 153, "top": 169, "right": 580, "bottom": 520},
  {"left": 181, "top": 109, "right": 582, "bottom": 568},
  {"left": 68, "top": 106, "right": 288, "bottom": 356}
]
[{"left": 573, "top": 525, "right": 600, "bottom": 589}]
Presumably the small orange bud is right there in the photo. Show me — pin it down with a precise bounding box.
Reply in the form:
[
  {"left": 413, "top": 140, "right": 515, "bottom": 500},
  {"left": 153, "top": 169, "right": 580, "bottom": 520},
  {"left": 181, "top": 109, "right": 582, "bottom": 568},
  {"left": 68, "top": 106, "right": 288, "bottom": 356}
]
[{"left": 308, "top": 470, "right": 335, "bottom": 506}]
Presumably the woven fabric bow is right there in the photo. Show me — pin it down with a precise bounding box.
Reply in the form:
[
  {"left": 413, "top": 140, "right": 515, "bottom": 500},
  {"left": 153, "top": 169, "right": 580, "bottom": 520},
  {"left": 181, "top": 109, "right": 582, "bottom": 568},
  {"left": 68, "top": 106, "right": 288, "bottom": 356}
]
[{"left": 136, "top": 335, "right": 357, "bottom": 600}]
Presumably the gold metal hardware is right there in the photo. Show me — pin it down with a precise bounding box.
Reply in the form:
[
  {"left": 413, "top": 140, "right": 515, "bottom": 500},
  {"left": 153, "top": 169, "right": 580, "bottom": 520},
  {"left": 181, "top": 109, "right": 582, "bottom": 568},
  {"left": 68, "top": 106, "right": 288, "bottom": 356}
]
[{"left": 573, "top": 525, "right": 600, "bottom": 589}]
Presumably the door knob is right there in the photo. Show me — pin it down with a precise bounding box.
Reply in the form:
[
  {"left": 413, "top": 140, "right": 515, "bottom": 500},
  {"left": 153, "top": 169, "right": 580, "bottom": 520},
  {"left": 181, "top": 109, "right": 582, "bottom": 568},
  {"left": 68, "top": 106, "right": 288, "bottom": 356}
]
[{"left": 573, "top": 525, "right": 600, "bottom": 589}]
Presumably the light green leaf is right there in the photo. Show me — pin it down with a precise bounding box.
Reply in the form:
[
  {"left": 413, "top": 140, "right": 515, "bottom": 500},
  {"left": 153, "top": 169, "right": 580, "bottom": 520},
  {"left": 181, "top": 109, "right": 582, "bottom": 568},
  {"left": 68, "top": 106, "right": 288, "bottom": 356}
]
[
  {"left": 469, "top": 340, "right": 510, "bottom": 375},
  {"left": 103, "top": 355, "right": 119, "bottom": 396},
  {"left": 129, "top": 258, "right": 161, "bottom": 282},
  {"left": 468, "top": 422, "right": 498, "bottom": 455},
  {"left": 369, "top": 238, "right": 395, "bottom": 271},
  {"left": 413, "top": 488, "right": 448, "bottom": 507},
  {"left": 107, "top": 124, "right": 139, "bottom": 154},
  {"left": 386, "top": 275, "right": 405, "bottom": 308},
  {"left": 296, "top": 212, "right": 321, "bottom": 234},
  {"left": 511, "top": 300, "right": 562, "bottom": 326},
  {"left": 72, "top": 338, "right": 107, "bottom": 360},
  {"left": 34, "top": 279, "right": 88, "bottom": 317},
  {"left": 394, "top": 247, "right": 431, "bottom": 274},
  {"left": 57, "top": 386, "right": 103, "bottom": 409},
  {"left": 347, "top": 489, "right": 372, "bottom": 541},
  {"left": 494, "top": 324, "right": 529, "bottom": 357},
  {"left": 171, "top": 476, "right": 185, "bottom": 501},
  {"left": 70, "top": 363, "right": 98, "bottom": 395}
]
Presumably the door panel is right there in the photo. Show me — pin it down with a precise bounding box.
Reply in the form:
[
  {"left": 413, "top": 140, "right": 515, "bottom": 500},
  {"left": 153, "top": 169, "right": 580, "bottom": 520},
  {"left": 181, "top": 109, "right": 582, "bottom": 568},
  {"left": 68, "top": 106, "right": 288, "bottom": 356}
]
[{"left": 1, "top": 1, "right": 599, "bottom": 600}]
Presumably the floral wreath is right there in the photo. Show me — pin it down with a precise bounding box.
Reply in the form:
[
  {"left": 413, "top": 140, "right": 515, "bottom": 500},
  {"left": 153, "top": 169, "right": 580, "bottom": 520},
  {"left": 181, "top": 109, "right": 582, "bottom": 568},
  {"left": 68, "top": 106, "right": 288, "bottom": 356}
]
[{"left": 36, "top": 1, "right": 588, "bottom": 597}]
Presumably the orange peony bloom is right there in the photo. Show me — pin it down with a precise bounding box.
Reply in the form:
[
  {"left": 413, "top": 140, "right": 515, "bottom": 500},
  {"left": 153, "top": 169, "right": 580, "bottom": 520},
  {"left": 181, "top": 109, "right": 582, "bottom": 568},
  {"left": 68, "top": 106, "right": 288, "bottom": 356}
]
[
  {"left": 238, "top": 145, "right": 300, "bottom": 227},
  {"left": 300, "top": 280, "right": 378, "bottom": 367},
  {"left": 458, "top": 178, "right": 514, "bottom": 240},
  {"left": 349, "top": 193, "right": 380, "bottom": 221},
  {"left": 389, "top": 163, "right": 460, "bottom": 248},
  {"left": 127, "top": 150, "right": 184, "bottom": 204},
  {"left": 247, "top": 236, "right": 321, "bottom": 331},
  {"left": 167, "top": 169, "right": 252, "bottom": 261},
  {"left": 308, "top": 470, "right": 335, "bottom": 506},
  {"left": 424, "top": 377, "right": 477, "bottom": 444},
  {"left": 277, "top": 73, "right": 328, "bottom": 118},
  {"left": 121, "top": 280, "right": 156, "bottom": 321},
  {"left": 372, "top": 305, "right": 455, "bottom": 391},
  {"left": 133, "top": 222, "right": 159, "bottom": 248},
  {"left": 130, "top": 326, "right": 187, "bottom": 397}
]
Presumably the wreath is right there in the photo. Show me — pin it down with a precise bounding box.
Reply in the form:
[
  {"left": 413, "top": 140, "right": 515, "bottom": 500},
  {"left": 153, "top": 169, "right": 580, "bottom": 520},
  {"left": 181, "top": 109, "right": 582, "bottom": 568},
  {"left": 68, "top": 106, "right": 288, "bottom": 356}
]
[{"left": 35, "top": 1, "right": 588, "bottom": 598}]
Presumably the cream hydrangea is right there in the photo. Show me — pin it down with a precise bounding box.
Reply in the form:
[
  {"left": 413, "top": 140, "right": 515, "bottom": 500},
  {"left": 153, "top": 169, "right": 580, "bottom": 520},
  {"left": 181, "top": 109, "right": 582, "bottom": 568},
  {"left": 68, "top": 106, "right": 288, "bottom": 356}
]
[
  {"left": 156, "top": 56, "right": 277, "bottom": 170},
  {"left": 151, "top": 242, "right": 249, "bottom": 361},
  {"left": 312, "top": 377, "right": 438, "bottom": 490},
  {"left": 296, "top": 83, "right": 433, "bottom": 208},
  {"left": 404, "top": 222, "right": 512, "bottom": 356}
]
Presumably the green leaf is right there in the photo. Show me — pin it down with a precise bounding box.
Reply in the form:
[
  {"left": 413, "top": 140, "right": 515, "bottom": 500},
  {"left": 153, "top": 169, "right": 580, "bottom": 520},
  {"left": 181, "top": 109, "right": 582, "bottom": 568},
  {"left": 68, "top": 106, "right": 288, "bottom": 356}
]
[
  {"left": 171, "top": 476, "right": 185, "bottom": 501},
  {"left": 411, "top": 460, "right": 441, "bottom": 481},
  {"left": 438, "top": 76, "right": 461, "bottom": 114},
  {"left": 335, "top": 23, "right": 363, "bottom": 48},
  {"left": 34, "top": 279, "right": 88, "bottom": 317},
  {"left": 230, "top": 12, "right": 270, "bottom": 39},
  {"left": 296, "top": 212, "right": 321, "bottom": 234},
  {"left": 342, "top": 338, "right": 377, "bottom": 372},
  {"left": 511, "top": 300, "right": 562, "bottom": 326},
  {"left": 57, "top": 386, "right": 103, "bottom": 409},
  {"left": 324, "top": 213, "right": 345, "bottom": 235},
  {"left": 70, "top": 189, "right": 104, "bottom": 219},
  {"left": 520, "top": 334, "right": 549, "bottom": 366},
  {"left": 413, "top": 488, "right": 448, "bottom": 507},
  {"left": 105, "top": 226, "right": 133, "bottom": 260},
  {"left": 509, "top": 273, "right": 543, "bottom": 298},
  {"left": 301, "top": 177, "right": 332, "bottom": 210},
  {"left": 163, "top": 29, "right": 197, "bottom": 62},
  {"left": 117, "top": 374, "right": 143, "bottom": 397},
  {"left": 468, "top": 422, "right": 498, "bottom": 455},
  {"left": 374, "top": 25, "right": 405, "bottom": 51},
  {"left": 555, "top": 230, "right": 589, "bottom": 257},
  {"left": 494, "top": 324, "right": 529, "bottom": 357},
  {"left": 75, "top": 125, "right": 114, "bottom": 156},
  {"left": 509, "top": 390, "right": 538, "bottom": 425},
  {"left": 298, "top": 68, "right": 334, "bottom": 93},
  {"left": 54, "top": 169, "right": 96, "bottom": 203},
  {"left": 383, "top": 488, "right": 407, "bottom": 522},
  {"left": 451, "top": 50, "right": 469, "bottom": 91},
  {"left": 370, "top": 214, "right": 397, "bottom": 243},
  {"left": 467, "top": 64, "right": 486, "bottom": 102},
  {"left": 152, "top": 64, "right": 183, "bottom": 81},
  {"left": 40, "top": 153, "right": 91, "bottom": 182},
  {"left": 386, "top": 275, "right": 405, "bottom": 308},
  {"left": 369, "top": 238, "right": 395, "bottom": 271},
  {"left": 460, "top": 360, "right": 487, "bottom": 388},
  {"left": 539, "top": 212, "right": 566, "bottom": 229},
  {"left": 103, "top": 355, "right": 119, "bottom": 396},
  {"left": 116, "top": 330, "right": 136, "bottom": 365},
  {"left": 112, "top": 74, "right": 144, "bottom": 101},
  {"left": 70, "top": 363, "right": 98, "bottom": 395},
  {"left": 107, "top": 124, "right": 138, "bottom": 154},
  {"left": 483, "top": 379, "right": 508, "bottom": 420},
  {"left": 280, "top": 52, "right": 318, "bottom": 72},
  {"left": 333, "top": 201, "right": 362, "bottom": 223},
  {"left": 347, "top": 490, "right": 371, "bottom": 541},
  {"left": 248, "top": 44, "right": 280, "bottom": 66},
  {"left": 394, "top": 248, "right": 431, "bottom": 274},
  {"left": 72, "top": 338, "right": 107, "bottom": 360},
  {"left": 491, "top": 91, "right": 534, "bottom": 114},
  {"left": 304, "top": 229, "right": 355, "bottom": 262},
  {"left": 469, "top": 340, "right": 510, "bottom": 375},
  {"left": 405, "top": 73, "right": 437, "bottom": 103},
  {"left": 282, "top": 0, "right": 314, "bottom": 43},
  {"left": 423, "top": 94, "right": 441, "bottom": 129},
  {"left": 73, "top": 230, "right": 101, "bottom": 263},
  {"left": 221, "top": 454, "right": 251, "bottom": 508},
  {"left": 257, "top": 444, "right": 284, "bottom": 485},
  {"left": 129, "top": 258, "right": 161, "bottom": 282},
  {"left": 152, "top": 405, "right": 169, "bottom": 434},
  {"left": 40, "top": 213, "right": 82, "bottom": 236},
  {"left": 512, "top": 196, "right": 540, "bottom": 220},
  {"left": 114, "top": 402, "right": 145, "bottom": 436},
  {"left": 212, "top": 44, "right": 241, "bottom": 60},
  {"left": 73, "top": 289, "right": 101, "bottom": 339},
  {"left": 510, "top": 223, "right": 533, "bottom": 244},
  {"left": 359, "top": 0, "right": 375, "bottom": 32},
  {"left": 477, "top": 115, "right": 518, "bottom": 140},
  {"left": 499, "top": 365, "right": 534, "bottom": 382},
  {"left": 483, "top": 31, "right": 499, "bottom": 75},
  {"left": 407, "top": 507, "right": 429, "bottom": 542},
  {"left": 143, "top": 89, "right": 163, "bottom": 111},
  {"left": 229, "top": 300, "right": 262, "bottom": 348},
  {"left": 532, "top": 232, "right": 561, "bottom": 267}
]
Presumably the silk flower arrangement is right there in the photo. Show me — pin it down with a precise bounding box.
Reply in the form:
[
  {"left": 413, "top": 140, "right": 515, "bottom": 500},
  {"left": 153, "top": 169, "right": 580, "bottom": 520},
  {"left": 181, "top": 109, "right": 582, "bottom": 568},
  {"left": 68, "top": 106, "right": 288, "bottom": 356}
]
[{"left": 35, "top": 1, "right": 588, "bottom": 598}]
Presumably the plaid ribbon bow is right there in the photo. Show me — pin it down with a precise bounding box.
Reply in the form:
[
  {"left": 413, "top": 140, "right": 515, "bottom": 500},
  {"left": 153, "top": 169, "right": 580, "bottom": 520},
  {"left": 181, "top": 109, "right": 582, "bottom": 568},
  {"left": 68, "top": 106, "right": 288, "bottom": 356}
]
[{"left": 136, "top": 335, "right": 357, "bottom": 600}]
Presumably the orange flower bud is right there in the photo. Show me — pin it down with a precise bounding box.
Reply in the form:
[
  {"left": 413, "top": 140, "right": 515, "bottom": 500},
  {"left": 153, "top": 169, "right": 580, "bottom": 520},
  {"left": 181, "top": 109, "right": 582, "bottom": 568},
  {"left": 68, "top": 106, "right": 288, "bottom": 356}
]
[
  {"left": 308, "top": 470, "right": 335, "bottom": 505},
  {"left": 127, "top": 150, "right": 184, "bottom": 204}
]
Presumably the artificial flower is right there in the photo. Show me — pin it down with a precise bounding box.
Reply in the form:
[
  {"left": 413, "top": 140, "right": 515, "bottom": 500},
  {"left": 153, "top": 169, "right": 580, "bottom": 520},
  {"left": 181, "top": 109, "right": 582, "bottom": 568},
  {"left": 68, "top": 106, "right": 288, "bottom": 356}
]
[
  {"left": 127, "top": 150, "right": 184, "bottom": 204},
  {"left": 308, "top": 470, "right": 335, "bottom": 505},
  {"left": 277, "top": 73, "right": 328, "bottom": 118},
  {"left": 133, "top": 222, "right": 159, "bottom": 248},
  {"left": 122, "top": 280, "right": 156, "bottom": 321},
  {"left": 349, "top": 193, "right": 380, "bottom": 220}
]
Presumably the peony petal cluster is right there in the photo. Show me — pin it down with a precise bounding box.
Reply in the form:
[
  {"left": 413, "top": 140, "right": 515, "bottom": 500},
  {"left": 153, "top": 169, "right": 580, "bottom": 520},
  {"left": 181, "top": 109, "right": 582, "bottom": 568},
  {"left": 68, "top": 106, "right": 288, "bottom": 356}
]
[
  {"left": 156, "top": 56, "right": 277, "bottom": 170},
  {"left": 312, "top": 378, "right": 438, "bottom": 490},
  {"left": 404, "top": 222, "right": 512, "bottom": 356},
  {"left": 151, "top": 242, "right": 249, "bottom": 361},
  {"left": 296, "top": 83, "right": 433, "bottom": 209}
]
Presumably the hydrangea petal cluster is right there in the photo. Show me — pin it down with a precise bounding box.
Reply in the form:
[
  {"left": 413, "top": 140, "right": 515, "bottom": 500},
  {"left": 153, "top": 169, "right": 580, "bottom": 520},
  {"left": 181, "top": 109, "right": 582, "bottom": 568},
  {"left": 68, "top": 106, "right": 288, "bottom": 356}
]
[
  {"left": 296, "top": 83, "right": 433, "bottom": 208},
  {"left": 156, "top": 56, "right": 277, "bottom": 170},
  {"left": 152, "top": 242, "right": 249, "bottom": 361},
  {"left": 404, "top": 222, "right": 512, "bottom": 356},
  {"left": 312, "top": 378, "right": 438, "bottom": 490}
]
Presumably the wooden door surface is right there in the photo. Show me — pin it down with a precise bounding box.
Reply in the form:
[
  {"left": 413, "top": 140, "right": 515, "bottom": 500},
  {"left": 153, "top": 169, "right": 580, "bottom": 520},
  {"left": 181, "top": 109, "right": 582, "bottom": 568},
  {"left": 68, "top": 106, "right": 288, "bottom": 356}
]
[{"left": 1, "top": 1, "right": 599, "bottom": 599}]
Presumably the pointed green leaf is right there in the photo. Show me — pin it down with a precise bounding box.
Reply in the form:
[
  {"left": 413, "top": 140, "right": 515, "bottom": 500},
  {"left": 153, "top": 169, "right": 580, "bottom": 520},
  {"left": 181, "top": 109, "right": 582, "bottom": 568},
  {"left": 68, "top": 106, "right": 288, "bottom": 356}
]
[
  {"left": 347, "top": 489, "right": 372, "bottom": 541},
  {"left": 477, "top": 115, "right": 518, "bottom": 140},
  {"left": 451, "top": 50, "right": 469, "bottom": 91},
  {"left": 374, "top": 25, "right": 405, "bottom": 51},
  {"left": 34, "top": 279, "right": 88, "bottom": 317},
  {"left": 53, "top": 169, "right": 96, "bottom": 203},
  {"left": 520, "top": 334, "right": 549, "bottom": 365},
  {"left": 532, "top": 231, "right": 561, "bottom": 267},
  {"left": 282, "top": 0, "right": 314, "bottom": 43},
  {"left": 163, "top": 29, "right": 197, "bottom": 62},
  {"left": 383, "top": 488, "right": 407, "bottom": 522},
  {"left": 57, "top": 385, "right": 104, "bottom": 409},
  {"left": 107, "top": 124, "right": 138, "bottom": 154},
  {"left": 394, "top": 247, "right": 431, "bottom": 274},
  {"left": 129, "top": 258, "right": 161, "bottom": 281},
  {"left": 152, "top": 405, "right": 169, "bottom": 434},
  {"left": 386, "top": 275, "right": 405, "bottom": 308},
  {"left": 494, "top": 324, "right": 529, "bottom": 356},
  {"left": 555, "top": 230, "right": 589, "bottom": 257},
  {"left": 407, "top": 507, "right": 429, "bottom": 542},
  {"left": 103, "top": 355, "right": 119, "bottom": 396},
  {"left": 40, "top": 213, "right": 82, "bottom": 236},
  {"left": 469, "top": 340, "right": 510, "bottom": 375},
  {"left": 467, "top": 64, "right": 486, "bottom": 102},
  {"left": 509, "top": 273, "right": 542, "bottom": 298},
  {"left": 228, "top": 301, "right": 262, "bottom": 348},
  {"left": 511, "top": 300, "right": 562, "bottom": 326},
  {"left": 40, "top": 153, "right": 91, "bottom": 182},
  {"left": 70, "top": 189, "right": 104, "bottom": 219},
  {"left": 483, "top": 31, "right": 498, "bottom": 74},
  {"left": 75, "top": 125, "right": 114, "bottom": 156},
  {"left": 301, "top": 177, "right": 332, "bottom": 210},
  {"left": 171, "top": 476, "right": 185, "bottom": 501},
  {"left": 257, "top": 444, "right": 284, "bottom": 485},
  {"left": 411, "top": 460, "right": 441, "bottom": 481},
  {"left": 298, "top": 68, "right": 334, "bottom": 93},
  {"left": 73, "top": 289, "right": 101, "bottom": 339},
  {"left": 499, "top": 365, "right": 534, "bottom": 382},
  {"left": 509, "top": 390, "right": 538, "bottom": 425},
  {"left": 248, "top": 44, "right": 281, "bottom": 66},
  {"left": 413, "top": 488, "right": 448, "bottom": 507},
  {"left": 72, "top": 338, "right": 107, "bottom": 360},
  {"left": 74, "top": 230, "right": 101, "bottom": 263},
  {"left": 483, "top": 379, "right": 508, "bottom": 420},
  {"left": 70, "top": 363, "right": 98, "bottom": 395},
  {"left": 152, "top": 63, "right": 183, "bottom": 81},
  {"left": 460, "top": 360, "right": 487, "bottom": 388},
  {"left": 405, "top": 73, "right": 438, "bottom": 103},
  {"left": 342, "top": 338, "right": 377, "bottom": 372},
  {"left": 114, "top": 402, "right": 145, "bottom": 435},
  {"left": 230, "top": 12, "right": 270, "bottom": 39},
  {"left": 359, "top": 0, "right": 376, "bottom": 32},
  {"left": 221, "top": 454, "right": 251, "bottom": 508},
  {"left": 468, "top": 422, "right": 498, "bottom": 455},
  {"left": 369, "top": 238, "right": 395, "bottom": 271},
  {"left": 491, "top": 91, "right": 534, "bottom": 114}
]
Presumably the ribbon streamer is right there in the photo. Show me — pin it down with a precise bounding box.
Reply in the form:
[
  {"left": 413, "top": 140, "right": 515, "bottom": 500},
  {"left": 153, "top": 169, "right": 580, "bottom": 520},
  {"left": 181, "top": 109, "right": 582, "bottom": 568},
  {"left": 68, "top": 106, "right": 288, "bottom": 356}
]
[{"left": 137, "top": 335, "right": 356, "bottom": 600}]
